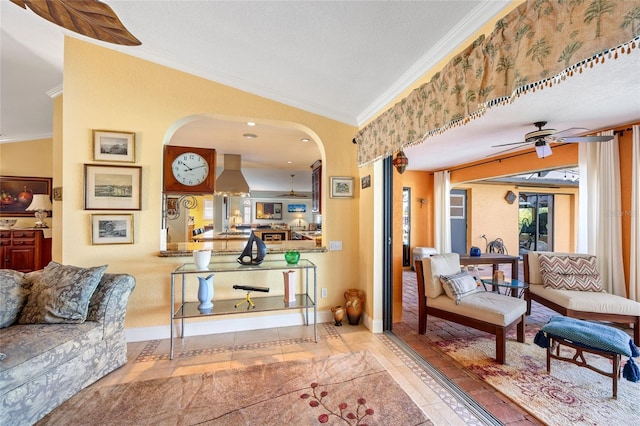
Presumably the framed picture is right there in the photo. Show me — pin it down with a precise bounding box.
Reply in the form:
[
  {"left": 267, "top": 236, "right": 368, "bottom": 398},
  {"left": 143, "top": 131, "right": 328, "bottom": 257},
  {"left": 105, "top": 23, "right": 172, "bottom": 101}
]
[
  {"left": 330, "top": 176, "right": 354, "bottom": 198},
  {"left": 287, "top": 204, "right": 306, "bottom": 213},
  {"left": 361, "top": 175, "right": 371, "bottom": 189},
  {"left": 255, "top": 202, "right": 282, "bottom": 220},
  {"left": 93, "top": 130, "right": 135, "bottom": 162},
  {"left": 0, "top": 176, "right": 52, "bottom": 216},
  {"left": 84, "top": 164, "right": 142, "bottom": 210},
  {"left": 91, "top": 214, "right": 133, "bottom": 245}
]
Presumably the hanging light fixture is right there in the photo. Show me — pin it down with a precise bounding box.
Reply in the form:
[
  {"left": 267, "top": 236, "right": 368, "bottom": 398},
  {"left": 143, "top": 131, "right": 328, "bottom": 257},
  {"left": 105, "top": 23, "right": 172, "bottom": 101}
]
[{"left": 393, "top": 150, "right": 408, "bottom": 174}]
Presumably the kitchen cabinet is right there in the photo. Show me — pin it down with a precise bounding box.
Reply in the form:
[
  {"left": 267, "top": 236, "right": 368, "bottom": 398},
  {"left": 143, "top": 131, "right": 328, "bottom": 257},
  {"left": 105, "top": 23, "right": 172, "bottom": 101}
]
[
  {"left": 310, "top": 160, "right": 322, "bottom": 214},
  {"left": 0, "top": 229, "right": 52, "bottom": 272}
]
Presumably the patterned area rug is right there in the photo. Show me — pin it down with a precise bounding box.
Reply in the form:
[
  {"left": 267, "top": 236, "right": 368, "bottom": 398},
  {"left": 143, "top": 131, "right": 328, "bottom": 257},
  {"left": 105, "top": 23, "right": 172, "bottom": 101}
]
[
  {"left": 38, "top": 351, "right": 432, "bottom": 425},
  {"left": 435, "top": 331, "right": 640, "bottom": 426}
]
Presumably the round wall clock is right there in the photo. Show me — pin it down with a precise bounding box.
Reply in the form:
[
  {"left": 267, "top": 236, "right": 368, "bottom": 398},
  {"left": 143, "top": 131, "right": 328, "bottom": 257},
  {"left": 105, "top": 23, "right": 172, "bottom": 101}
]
[{"left": 163, "top": 146, "right": 216, "bottom": 194}]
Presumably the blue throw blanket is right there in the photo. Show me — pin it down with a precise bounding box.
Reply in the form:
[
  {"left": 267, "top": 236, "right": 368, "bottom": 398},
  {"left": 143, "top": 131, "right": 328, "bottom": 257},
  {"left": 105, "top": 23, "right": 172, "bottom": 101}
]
[{"left": 534, "top": 316, "right": 640, "bottom": 382}]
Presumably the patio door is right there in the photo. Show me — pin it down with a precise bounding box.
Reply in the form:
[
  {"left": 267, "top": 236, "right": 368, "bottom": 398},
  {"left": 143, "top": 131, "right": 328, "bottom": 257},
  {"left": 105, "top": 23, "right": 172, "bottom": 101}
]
[{"left": 518, "top": 192, "right": 554, "bottom": 255}]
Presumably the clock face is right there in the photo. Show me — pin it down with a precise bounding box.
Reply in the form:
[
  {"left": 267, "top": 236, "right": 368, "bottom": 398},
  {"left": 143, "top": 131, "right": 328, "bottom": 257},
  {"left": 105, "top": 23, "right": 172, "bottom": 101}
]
[{"left": 171, "top": 152, "right": 210, "bottom": 186}]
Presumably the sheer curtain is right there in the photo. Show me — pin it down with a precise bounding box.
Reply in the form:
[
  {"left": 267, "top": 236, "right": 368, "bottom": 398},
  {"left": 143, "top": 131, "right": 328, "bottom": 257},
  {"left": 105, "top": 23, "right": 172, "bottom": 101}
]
[
  {"left": 434, "top": 171, "right": 451, "bottom": 254},
  {"left": 630, "top": 125, "right": 640, "bottom": 301},
  {"left": 578, "top": 131, "right": 626, "bottom": 296}
]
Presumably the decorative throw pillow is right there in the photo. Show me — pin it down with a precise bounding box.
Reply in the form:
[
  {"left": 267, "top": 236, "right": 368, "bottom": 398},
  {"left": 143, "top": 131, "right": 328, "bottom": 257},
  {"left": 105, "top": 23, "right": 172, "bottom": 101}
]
[
  {"left": 18, "top": 261, "right": 107, "bottom": 324},
  {"left": 440, "top": 271, "right": 478, "bottom": 304},
  {"left": 538, "top": 254, "right": 603, "bottom": 292},
  {"left": 0, "top": 270, "right": 28, "bottom": 328}
]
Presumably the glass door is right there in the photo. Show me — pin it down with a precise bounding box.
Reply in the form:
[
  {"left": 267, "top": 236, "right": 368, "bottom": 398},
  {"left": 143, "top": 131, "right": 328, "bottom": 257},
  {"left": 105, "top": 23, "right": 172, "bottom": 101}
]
[{"left": 518, "top": 193, "right": 553, "bottom": 255}]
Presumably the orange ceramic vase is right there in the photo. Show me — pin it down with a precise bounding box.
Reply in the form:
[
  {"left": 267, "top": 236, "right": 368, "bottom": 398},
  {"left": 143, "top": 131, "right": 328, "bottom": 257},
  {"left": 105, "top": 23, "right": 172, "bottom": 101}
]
[{"left": 344, "top": 289, "right": 365, "bottom": 325}]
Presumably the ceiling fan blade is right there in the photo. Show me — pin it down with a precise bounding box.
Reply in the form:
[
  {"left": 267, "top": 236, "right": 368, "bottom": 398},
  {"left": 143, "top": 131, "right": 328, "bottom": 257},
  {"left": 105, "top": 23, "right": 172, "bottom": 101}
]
[
  {"left": 11, "top": 0, "right": 141, "bottom": 46},
  {"left": 491, "top": 141, "right": 528, "bottom": 148},
  {"left": 557, "top": 135, "right": 614, "bottom": 143},
  {"left": 552, "top": 127, "right": 589, "bottom": 138},
  {"left": 489, "top": 144, "right": 531, "bottom": 157}
]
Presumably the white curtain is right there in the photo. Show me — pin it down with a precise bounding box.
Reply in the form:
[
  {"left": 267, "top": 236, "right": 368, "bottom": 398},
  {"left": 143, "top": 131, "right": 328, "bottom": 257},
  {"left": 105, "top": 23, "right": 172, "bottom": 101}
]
[
  {"left": 630, "top": 125, "right": 640, "bottom": 302},
  {"left": 434, "top": 170, "right": 451, "bottom": 254},
  {"left": 578, "top": 131, "right": 626, "bottom": 296}
]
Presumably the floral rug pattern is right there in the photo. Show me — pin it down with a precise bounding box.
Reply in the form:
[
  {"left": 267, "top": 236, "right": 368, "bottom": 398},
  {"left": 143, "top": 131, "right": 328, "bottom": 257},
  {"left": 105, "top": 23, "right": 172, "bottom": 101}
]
[{"left": 435, "top": 330, "right": 640, "bottom": 426}]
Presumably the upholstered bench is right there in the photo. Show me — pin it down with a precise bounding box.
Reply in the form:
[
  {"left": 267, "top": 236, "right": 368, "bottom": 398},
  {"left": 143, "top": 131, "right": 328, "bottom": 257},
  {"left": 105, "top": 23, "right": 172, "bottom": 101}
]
[
  {"left": 416, "top": 253, "right": 526, "bottom": 364},
  {"left": 534, "top": 316, "right": 640, "bottom": 398}
]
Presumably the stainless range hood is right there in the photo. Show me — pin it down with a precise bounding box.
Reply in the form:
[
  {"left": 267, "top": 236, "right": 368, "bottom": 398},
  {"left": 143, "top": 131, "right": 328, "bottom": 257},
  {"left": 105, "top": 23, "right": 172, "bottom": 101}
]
[{"left": 214, "top": 154, "right": 250, "bottom": 197}]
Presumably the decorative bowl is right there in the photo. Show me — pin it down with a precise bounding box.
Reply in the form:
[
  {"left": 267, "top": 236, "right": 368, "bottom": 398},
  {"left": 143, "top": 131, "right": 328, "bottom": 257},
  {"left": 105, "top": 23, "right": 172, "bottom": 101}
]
[
  {"left": 0, "top": 219, "right": 17, "bottom": 229},
  {"left": 284, "top": 250, "right": 300, "bottom": 265}
]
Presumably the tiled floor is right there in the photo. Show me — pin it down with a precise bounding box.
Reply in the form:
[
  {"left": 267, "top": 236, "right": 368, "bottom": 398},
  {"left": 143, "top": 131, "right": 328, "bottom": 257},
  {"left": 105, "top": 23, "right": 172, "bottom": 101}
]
[
  {"left": 100, "top": 322, "right": 491, "bottom": 425},
  {"left": 97, "top": 263, "right": 632, "bottom": 425}
]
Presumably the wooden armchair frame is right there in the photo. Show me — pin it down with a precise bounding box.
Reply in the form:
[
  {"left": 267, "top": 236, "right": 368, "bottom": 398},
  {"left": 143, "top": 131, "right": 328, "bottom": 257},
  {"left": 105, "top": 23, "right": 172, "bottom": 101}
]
[
  {"left": 415, "top": 259, "right": 525, "bottom": 364},
  {"left": 523, "top": 253, "right": 640, "bottom": 343}
]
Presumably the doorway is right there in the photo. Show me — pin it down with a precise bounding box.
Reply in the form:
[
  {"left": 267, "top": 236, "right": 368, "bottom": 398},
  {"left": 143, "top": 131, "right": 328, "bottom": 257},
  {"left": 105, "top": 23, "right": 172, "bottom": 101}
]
[
  {"left": 518, "top": 192, "right": 554, "bottom": 255},
  {"left": 402, "top": 188, "right": 411, "bottom": 267},
  {"left": 450, "top": 189, "right": 467, "bottom": 255}
]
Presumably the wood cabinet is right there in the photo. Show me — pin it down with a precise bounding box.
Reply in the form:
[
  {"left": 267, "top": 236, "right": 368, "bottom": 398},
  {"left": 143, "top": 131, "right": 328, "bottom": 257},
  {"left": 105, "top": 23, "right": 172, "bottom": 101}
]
[
  {"left": 0, "top": 229, "right": 52, "bottom": 272},
  {"left": 310, "top": 160, "right": 322, "bottom": 214}
]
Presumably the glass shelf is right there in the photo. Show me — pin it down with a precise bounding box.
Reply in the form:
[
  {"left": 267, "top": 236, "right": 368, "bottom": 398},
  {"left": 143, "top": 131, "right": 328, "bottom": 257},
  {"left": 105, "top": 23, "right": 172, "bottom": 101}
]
[
  {"left": 169, "top": 258, "right": 317, "bottom": 359},
  {"left": 174, "top": 294, "right": 314, "bottom": 318},
  {"left": 173, "top": 259, "right": 316, "bottom": 274}
]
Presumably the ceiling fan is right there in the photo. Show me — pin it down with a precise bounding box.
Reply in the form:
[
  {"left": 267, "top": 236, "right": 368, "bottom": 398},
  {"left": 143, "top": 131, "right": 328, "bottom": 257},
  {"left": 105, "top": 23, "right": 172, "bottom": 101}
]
[
  {"left": 492, "top": 121, "right": 614, "bottom": 158},
  {"left": 278, "top": 175, "right": 308, "bottom": 198},
  {"left": 11, "top": 0, "right": 141, "bottom": 46}
]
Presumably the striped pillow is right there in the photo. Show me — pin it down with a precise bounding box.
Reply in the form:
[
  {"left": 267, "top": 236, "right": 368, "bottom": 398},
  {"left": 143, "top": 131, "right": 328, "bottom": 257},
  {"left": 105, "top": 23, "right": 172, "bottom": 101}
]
[
  {"left": 538, "top": 254, "right": 603, "bottom": 292},
  {"left": 440, "top": 272, "right": 478, "bottom": 304}
]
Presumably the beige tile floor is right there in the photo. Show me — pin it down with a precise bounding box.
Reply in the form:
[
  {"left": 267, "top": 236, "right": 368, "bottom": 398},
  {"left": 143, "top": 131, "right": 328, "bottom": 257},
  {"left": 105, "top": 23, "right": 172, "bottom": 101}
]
[{"left": 96, "top": 322, "right": 494, "bottom": 425}]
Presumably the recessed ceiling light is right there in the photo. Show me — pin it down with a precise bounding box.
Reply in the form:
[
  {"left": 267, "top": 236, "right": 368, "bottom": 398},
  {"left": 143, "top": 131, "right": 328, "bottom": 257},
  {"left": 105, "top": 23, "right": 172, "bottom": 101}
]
[
  {"left": 287, "top": 160, "right": 293, "bottom": 164},
  {"left": 301, "top": 138, "right": 310, "bottom": 142},
  {"left": 247, "top": 122, "right": 256, "bottom": 126},
  {"left": 243, "top": 133, "right": 257, "bottom": 139}
]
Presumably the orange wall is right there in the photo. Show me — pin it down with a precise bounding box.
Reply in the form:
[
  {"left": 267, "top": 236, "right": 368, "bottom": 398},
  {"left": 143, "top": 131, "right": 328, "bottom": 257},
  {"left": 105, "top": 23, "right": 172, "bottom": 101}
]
[{"left": 434, "top": 121, "right": 637, "bottom": 297}]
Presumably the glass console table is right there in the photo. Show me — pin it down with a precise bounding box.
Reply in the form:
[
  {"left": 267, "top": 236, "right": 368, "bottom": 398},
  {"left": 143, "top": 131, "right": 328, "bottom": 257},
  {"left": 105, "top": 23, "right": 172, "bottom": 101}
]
[{"left": 170, "top": 259, "right": 317, "bottom": 359}]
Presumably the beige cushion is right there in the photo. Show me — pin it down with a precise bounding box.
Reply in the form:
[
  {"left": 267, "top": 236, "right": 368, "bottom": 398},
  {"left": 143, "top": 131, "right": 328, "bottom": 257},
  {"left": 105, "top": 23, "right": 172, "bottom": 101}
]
[
  {"left": 538, "top": 253, "right": 603, "bottom": 291},
  {"left": 429, "top": 292, "right": 526, "bottom": 326},
  {"left": 529, "top": 284, "right": 640, "bottom": 316},
  {"left": 527, "top": 251, "right": 594, "bottom": 285},
  {"left": 423, "top": 253, "right": 461, "bottom": 299}
]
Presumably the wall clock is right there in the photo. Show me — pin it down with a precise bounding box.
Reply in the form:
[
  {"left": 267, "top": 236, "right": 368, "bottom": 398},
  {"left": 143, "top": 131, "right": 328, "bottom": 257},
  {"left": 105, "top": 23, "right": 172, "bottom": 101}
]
[{"left": 163, "top": 146, "right": 216, "bottom": 194}]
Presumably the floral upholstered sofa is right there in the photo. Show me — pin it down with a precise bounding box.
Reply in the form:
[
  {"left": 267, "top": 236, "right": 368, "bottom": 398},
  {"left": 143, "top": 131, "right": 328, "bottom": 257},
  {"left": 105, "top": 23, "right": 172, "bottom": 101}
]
[{"left": 0, "top": 262, "right": 135, "bottom": 425}]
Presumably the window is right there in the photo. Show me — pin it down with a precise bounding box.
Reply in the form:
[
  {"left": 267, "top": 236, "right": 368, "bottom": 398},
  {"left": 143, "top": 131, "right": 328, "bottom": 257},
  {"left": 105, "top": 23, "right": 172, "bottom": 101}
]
[
  {"left": 203, "top": 199, "right": 214, "bottom": 220},
  {"left": 450, "top": 194, "right": 465, "bottom": 218}
]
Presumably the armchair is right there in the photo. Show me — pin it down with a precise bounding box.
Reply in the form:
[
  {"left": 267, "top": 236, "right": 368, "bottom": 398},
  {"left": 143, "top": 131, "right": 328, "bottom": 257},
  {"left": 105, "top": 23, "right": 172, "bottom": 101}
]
[{"left": 416, "top": 253, "right": 526, "bottom": 364}]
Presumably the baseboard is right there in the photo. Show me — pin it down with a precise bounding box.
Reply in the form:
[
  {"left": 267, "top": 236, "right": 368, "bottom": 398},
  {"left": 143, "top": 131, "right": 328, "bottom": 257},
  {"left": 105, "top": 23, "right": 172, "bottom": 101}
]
[{"left": 126, "top": 309, "right": 334, "bottom": 342}]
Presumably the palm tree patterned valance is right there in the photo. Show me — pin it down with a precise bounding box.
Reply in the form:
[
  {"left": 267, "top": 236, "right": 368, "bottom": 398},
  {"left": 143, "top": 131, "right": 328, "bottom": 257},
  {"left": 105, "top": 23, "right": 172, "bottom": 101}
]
[{"left": 354, "top": 0, "right": 640, "bottom": 167}]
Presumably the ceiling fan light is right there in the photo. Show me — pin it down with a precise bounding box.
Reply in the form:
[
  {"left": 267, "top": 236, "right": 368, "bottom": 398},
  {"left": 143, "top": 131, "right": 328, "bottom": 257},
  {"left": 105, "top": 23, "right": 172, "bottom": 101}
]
[{"left": 534, "top": 142, "right": 552, "bottom": 158}]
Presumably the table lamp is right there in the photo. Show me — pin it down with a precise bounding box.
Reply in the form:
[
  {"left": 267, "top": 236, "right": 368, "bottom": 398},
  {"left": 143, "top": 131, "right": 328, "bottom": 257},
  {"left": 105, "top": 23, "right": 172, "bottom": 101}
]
[{"left": 26, "top": 194, "right": 52, "bottom": 228}]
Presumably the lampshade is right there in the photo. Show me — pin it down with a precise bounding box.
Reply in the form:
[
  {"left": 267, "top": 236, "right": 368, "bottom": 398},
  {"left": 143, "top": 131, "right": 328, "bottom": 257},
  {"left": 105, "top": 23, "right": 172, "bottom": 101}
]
[
  {"left": 393, "top": 150, "right": 408, "bottom": 174},
  {"left": 26, "top": 194, "right": 52, "bottom": 212},
  {"left": 534, "top": 141, "right": 552, "bottom": 158},
  {"left": 26, "top": 194, "right": 52, "bottom": 228}
]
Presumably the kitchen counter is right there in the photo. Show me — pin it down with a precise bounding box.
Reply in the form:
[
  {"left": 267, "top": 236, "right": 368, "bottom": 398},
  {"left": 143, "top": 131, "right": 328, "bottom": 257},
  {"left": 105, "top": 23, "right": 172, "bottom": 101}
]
[{"left": 192, "top": 230, "right": 250, "bottom": 241}]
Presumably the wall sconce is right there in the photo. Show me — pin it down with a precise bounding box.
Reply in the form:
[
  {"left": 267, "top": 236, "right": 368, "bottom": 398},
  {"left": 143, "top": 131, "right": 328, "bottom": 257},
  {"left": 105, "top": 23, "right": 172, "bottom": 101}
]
[
  {"left": 393, "top": 150, "right": 408, "bottom": 174},
  {"left": 26, "top": 194, "right": 52, "bottom": 228}
]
